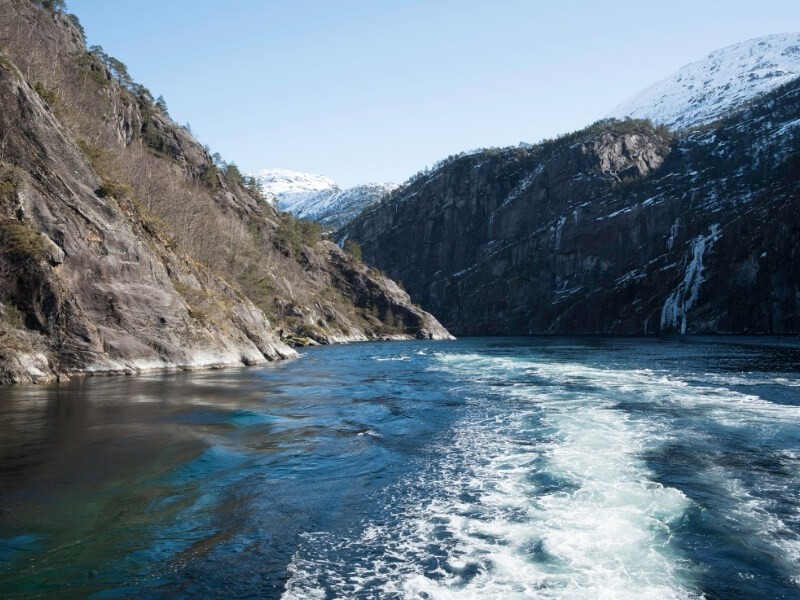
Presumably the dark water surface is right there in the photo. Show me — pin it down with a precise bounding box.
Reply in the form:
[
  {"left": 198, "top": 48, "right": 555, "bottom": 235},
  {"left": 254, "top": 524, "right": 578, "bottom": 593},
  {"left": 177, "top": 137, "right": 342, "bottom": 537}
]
[{"left": 0, "top": 337, "right": 799, "bottom": 598}]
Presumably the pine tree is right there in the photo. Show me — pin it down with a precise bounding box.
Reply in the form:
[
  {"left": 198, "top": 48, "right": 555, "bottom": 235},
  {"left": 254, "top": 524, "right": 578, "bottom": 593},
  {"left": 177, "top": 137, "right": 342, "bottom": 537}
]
[{"left": 155, "top": 95, "right": 168, "bottom": 115}]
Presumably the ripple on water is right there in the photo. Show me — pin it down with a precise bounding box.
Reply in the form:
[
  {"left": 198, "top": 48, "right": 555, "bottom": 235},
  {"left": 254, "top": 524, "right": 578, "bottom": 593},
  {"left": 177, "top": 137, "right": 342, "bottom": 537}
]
[
  {"left": 1, "top": 338, "right": 799, "bottom": 598},
  {"left": 282, "top": 353, "right": 701, "bottom": 599}
]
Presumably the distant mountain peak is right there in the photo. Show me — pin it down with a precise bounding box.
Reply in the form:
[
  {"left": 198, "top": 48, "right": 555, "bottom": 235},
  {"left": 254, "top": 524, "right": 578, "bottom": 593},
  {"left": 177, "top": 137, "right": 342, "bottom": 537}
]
[
  {"left": 607, "top": 32, "right": 800, "bottom": 129},
  {"left": 252, "top": 168, "right": 338, "bottom": 202},
  {"left": 253, "top": 168, "right": 397, "bottom": 228}
]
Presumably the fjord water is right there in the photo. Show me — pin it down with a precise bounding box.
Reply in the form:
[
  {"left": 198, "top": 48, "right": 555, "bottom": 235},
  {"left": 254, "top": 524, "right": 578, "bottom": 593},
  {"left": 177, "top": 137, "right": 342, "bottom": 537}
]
[{"left": 1, "top": 338, "right": 799, "bottom": 598}]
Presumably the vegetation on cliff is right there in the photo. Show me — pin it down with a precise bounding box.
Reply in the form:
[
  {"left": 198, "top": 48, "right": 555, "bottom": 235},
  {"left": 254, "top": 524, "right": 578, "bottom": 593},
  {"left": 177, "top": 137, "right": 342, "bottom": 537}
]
[{"left": 0, "top": 0, "right": 450, "bottom": 383}]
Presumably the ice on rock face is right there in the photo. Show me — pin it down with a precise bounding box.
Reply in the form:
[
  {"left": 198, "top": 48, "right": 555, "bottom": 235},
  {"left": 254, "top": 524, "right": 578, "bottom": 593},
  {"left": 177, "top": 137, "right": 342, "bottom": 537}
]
[
  {"left": 661, "top": 224, "right": 721, "bottom": 334},
  {"left": 608, "top": 33, "right": 800, "bottom": 130}
]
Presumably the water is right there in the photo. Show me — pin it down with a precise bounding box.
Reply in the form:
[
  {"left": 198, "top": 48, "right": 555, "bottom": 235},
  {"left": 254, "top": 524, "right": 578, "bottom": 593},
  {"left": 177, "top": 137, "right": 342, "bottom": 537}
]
[{"left": 0, "top": 337, "right": 799, "bottom": 599}]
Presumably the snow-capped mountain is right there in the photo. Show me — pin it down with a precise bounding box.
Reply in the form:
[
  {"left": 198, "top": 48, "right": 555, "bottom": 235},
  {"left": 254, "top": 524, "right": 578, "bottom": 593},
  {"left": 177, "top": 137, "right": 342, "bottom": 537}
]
[
  {"left": 281, "top": 183, "right": 400, "bottom": 228},
  {"left": 607, "top": 32, "right": 800, "bottom": 129},
  {"left": 253, "top": 168, "right": 337, "bottom": 207},
  {"left": 253, "top": 168, "right": 397, "bottom": 229}
]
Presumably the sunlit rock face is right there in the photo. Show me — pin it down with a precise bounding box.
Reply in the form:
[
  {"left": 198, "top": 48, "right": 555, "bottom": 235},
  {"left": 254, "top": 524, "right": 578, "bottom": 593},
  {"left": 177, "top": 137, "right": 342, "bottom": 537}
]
[{"left": 0, "top": 1, "right": 451, "bottom": 383}]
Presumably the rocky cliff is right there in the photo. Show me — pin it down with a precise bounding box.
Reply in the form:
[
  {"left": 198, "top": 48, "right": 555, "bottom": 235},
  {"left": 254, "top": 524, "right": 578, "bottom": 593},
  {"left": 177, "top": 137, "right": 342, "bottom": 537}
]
[
  {"left": 0, "top": 1, "right": 450, "bottom": 384},
  {"left": 342, "top": 85, "right": 800, "bottom": 335}
]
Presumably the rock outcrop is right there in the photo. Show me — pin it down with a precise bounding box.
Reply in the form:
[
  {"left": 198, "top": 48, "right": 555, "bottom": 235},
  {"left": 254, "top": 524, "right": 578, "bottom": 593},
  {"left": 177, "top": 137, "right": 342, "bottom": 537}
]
[
  {"left": 0, "top": 1, "right": 451, "bottom": 384},
  {"left": 343, "top": 86, "right": 800, "bottom": 335}
]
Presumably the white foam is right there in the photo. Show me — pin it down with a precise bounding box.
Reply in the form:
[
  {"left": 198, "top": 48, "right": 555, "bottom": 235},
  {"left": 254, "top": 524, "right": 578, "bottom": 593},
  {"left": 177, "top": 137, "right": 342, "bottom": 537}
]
[
  {"left": 373, "top": 354, "right": 412, "bottom": 362},
  {"left": 283, "top": 350, "right": 800, "bottom": 598},
  {"left": 282, "top": 353, "right": 705, "bottom": 599}
]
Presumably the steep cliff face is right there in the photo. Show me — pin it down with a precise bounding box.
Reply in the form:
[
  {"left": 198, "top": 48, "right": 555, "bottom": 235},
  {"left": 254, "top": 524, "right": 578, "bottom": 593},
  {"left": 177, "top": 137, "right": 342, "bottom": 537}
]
[
  {"left": 343, "top": 85, "right": 800, "bottom": 335},
  {"left": 0, "top": 1, "right": 450, "bottom": 383},
  {"left": 0, "top": 47, "right": 293, "bottom": 383}
]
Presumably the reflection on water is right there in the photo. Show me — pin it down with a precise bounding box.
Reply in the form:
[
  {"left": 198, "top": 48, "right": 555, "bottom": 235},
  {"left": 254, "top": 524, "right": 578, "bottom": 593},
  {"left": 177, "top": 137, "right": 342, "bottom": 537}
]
[
  {"left": 0, "top": 337, "right": 799, "bottom": 598},
  {"left": 0, "top": 346, "right": 457, "bottom": 597}
]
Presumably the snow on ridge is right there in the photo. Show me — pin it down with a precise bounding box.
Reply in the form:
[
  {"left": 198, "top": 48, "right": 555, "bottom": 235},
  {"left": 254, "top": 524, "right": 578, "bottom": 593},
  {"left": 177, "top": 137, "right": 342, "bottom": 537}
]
[
  {"left": 251, "top": 168, "right": 397, "bottom": 227},
  {"left": 284, "top": 182, "right": 399, "bottom": 228},
  {"left": 254, "top": 168, "right": 338, "bottom": 201},
  {"left": 607, "top": 32, "right": 800, "bottom": 129}
]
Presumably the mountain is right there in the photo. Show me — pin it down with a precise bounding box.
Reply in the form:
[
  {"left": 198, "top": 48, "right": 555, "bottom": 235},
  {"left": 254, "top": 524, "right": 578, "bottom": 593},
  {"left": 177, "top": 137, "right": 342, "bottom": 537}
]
[
  {"left": 254, "top": 168, "right": 398, "bottom": 229},
  {"left": 254, "top": 168, "right": 338, "bottom": 207},
  {"left": 342, "top": 78, "right": 800, "bottom": 335},
  {"left": 607, "top": 32, "right": 800, "bottom": 130},
  {"left": 0, "top": 1, "right": 450, "bottom": 383},
  {"left": 281, "top": 183, "right": 400, "bottom": 229}
]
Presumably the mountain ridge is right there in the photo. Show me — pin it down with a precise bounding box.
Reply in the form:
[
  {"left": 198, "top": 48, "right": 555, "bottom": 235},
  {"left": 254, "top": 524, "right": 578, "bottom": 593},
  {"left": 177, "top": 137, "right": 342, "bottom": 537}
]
[
  {"left": 607, "top": 32, "right": 800, "bottom": 129},
  {"left": 254, "top": 168, "right": 338, "bottom": 203},
  {"left": 254, "top": 168, "right": 398, "bottom": 228}
]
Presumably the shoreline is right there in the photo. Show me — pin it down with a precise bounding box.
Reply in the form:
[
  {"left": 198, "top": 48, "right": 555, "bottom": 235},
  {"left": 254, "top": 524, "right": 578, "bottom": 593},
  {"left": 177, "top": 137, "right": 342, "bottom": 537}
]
[{"left": 0, "top": 332, "right": 455, "bottom": 387}]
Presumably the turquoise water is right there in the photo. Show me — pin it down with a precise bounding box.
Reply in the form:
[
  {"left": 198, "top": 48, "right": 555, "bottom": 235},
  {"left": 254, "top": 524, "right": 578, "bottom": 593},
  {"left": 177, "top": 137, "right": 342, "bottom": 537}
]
[{"left": 0, "top": 337, "right": 799, "bottom": 598}]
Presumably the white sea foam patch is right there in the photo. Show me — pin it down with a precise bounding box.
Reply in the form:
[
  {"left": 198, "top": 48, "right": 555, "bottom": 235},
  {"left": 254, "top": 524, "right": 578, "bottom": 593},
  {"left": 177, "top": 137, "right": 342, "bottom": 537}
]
[
  {"left": 485, "top": 355, "right": 800, "bottom": 589},
  {"left": 373, "top": 354, "right": 412, "bottom": 362},
  {"left": 503, "top": 354, "right": 800, "bottom": 426},
  {"left": 282, "top": 353, "right": 700, "bottom": 599},
  {"left": 703, "top": 372, "right": 800, "bottom": 388}
]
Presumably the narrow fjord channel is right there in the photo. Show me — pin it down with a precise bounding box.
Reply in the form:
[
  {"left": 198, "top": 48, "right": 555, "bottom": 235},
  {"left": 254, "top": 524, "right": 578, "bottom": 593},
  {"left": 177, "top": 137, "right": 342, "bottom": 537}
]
[{"left": 1, "top": 338, "right": 799, "bottom": 598}]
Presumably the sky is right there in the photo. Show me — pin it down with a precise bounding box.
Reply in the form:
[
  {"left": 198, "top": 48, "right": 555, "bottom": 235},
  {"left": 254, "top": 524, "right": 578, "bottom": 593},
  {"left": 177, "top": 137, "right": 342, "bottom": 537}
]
[{"left": 68, "top": 1, "right": 799, "bottom": 187}]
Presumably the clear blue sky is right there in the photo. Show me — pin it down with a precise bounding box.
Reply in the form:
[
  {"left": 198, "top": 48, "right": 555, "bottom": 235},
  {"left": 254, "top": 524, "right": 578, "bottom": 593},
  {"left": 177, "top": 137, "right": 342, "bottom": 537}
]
[{"left": 69, "top": 1, "right": 798, "bottom": 187}]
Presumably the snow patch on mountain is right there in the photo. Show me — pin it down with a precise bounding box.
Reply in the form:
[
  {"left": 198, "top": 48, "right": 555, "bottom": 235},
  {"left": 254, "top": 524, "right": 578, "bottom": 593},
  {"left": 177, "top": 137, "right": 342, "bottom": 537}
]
[
  {"left": 608, "top": 32, "right": 800, "bottom": 130},
  {"left": 253, "top": 168, "right": 337, "bottom": 204},
  {"left": 253, "top": 168, "right": 398, "bottom": 228},
  {"left": 283, "top": 183, "right": 400, "bottom": 228}
]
